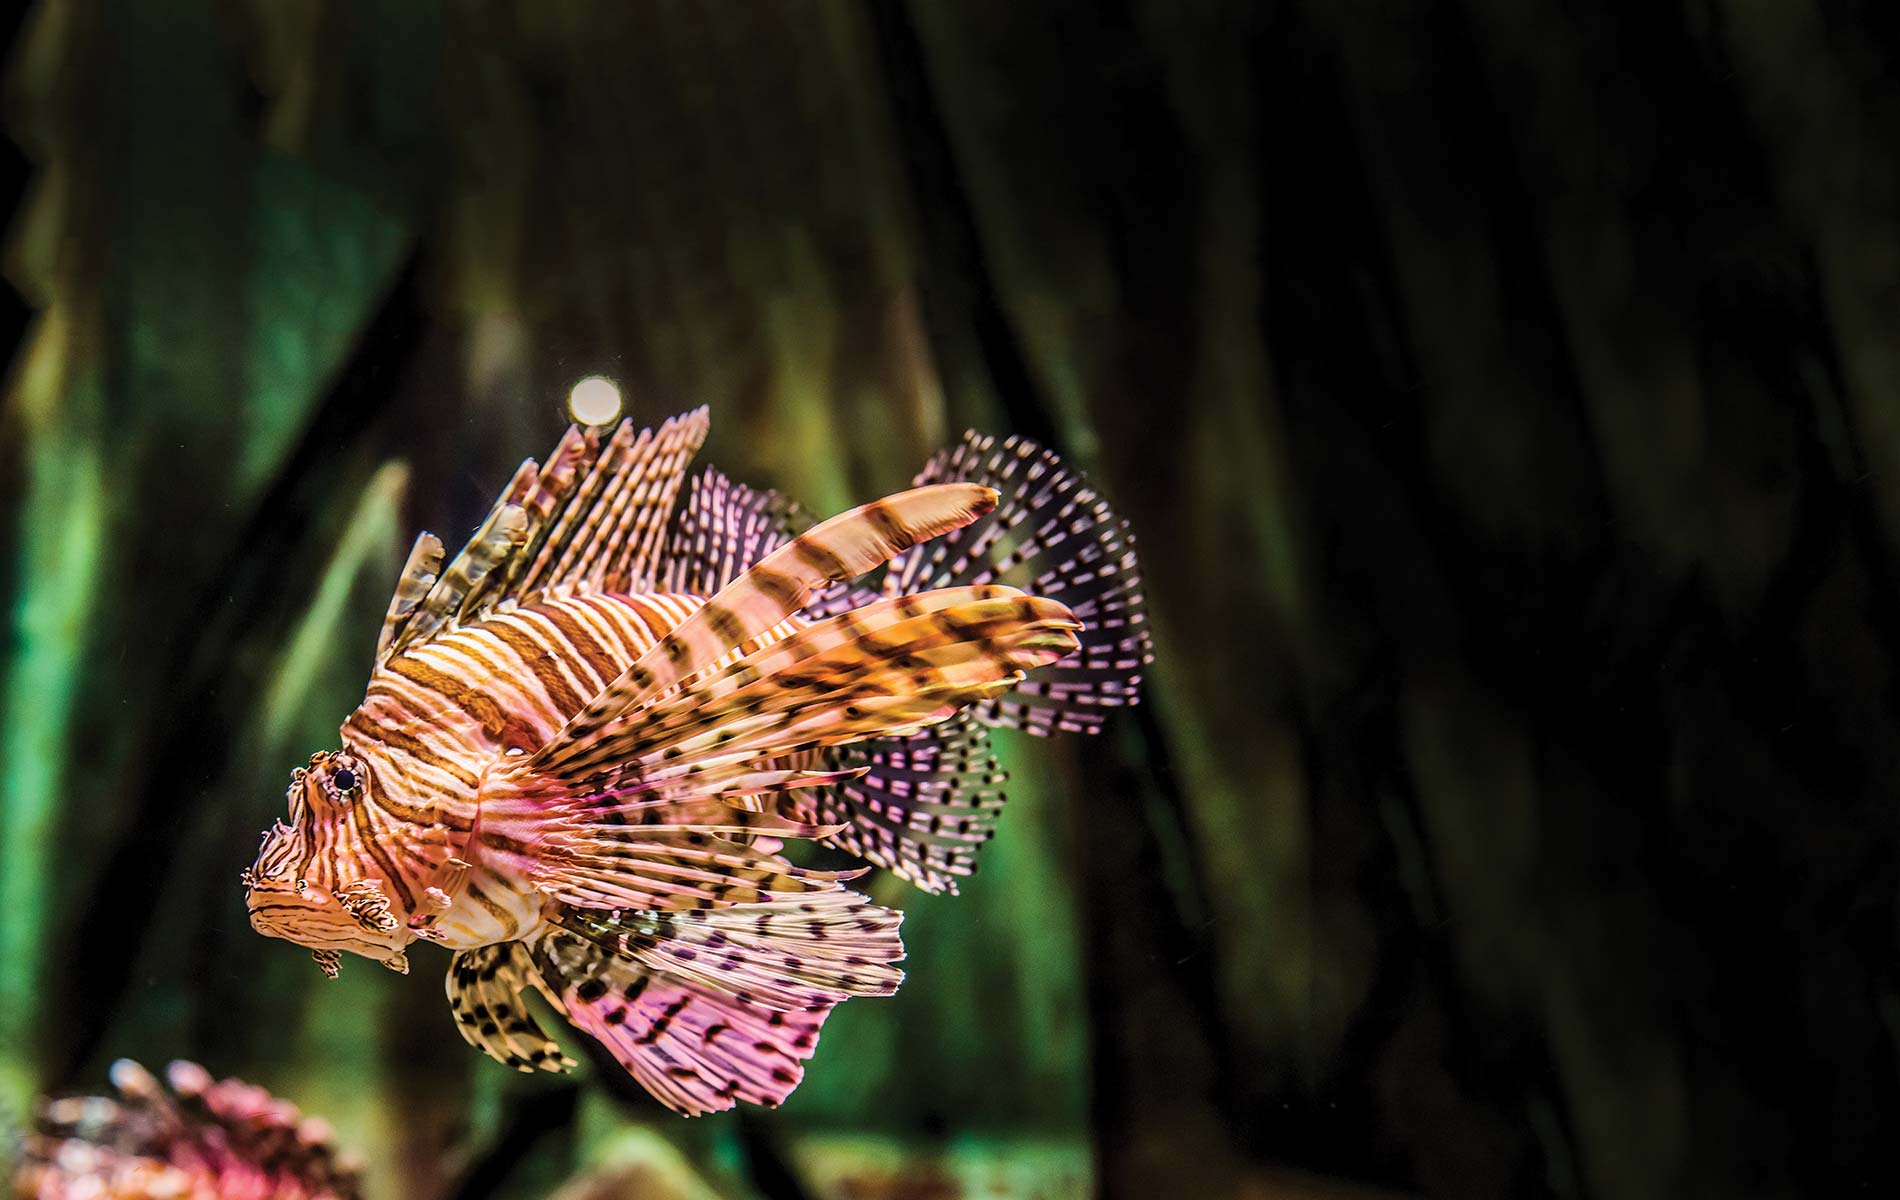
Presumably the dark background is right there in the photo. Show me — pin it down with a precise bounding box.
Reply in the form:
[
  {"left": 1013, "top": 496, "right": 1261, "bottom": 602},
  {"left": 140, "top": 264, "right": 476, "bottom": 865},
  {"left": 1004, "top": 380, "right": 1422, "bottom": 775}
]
[{"left": 2, "top": 3, "right": 1897, "bottom": 1198}]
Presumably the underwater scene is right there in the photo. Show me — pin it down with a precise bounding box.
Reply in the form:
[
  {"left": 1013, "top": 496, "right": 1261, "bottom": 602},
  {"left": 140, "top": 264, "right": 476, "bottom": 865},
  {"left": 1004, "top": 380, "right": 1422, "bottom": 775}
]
[{"left": 4, "top": 3, "right": 1900, "bottom": 1198}]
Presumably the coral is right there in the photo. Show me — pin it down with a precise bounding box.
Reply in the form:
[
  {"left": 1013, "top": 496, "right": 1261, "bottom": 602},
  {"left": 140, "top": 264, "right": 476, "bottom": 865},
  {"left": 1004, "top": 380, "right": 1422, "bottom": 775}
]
[{"left": 12, "top": 1059, "right": 362, "bottom": 1200}]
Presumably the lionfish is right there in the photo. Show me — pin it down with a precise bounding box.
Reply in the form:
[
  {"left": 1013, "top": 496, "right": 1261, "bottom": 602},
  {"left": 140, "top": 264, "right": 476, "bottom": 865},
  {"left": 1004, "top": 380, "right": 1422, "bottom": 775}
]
[
  {"left": 13, "top": 1059, "right": 362, "bottom": 1200},
  {"left": 242, "top": 409, "right": 1147, "bottom": 1114}
]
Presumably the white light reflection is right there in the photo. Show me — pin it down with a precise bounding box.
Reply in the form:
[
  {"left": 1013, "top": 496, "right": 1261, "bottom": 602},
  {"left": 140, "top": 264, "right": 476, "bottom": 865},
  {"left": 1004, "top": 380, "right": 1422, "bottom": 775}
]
[{"left": 567, "top": 376, "right": 623, "bottom": 425}]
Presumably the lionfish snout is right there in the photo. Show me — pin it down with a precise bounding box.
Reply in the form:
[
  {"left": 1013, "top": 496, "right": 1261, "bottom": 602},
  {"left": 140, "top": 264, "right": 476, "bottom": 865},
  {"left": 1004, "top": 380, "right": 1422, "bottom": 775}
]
[
  {"left": 243, "top": 755, "right": 414, "bottom": 976},
  {"left": 245, "top": 880, "right": 413, "bottom": 976}
]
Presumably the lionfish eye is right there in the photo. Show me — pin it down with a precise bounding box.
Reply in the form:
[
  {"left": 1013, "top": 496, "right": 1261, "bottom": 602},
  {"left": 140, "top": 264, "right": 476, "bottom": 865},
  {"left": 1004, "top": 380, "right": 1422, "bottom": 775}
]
[{"left": 332, "top": 767, "right": 358, "bottom": 792}]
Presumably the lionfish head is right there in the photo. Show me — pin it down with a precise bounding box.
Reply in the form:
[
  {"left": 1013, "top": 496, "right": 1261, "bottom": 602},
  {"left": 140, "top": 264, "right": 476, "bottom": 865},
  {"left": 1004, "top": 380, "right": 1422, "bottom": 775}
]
[{"left": 243, "top": 750, "right": 414, "bottom": 977}]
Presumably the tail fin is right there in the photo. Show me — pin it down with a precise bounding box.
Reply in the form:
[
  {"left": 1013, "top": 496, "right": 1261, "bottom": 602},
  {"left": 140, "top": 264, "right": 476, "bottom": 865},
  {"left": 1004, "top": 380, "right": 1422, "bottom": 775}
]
[{"left": 528, "top": 890, "right": 904, "bottom": 1115}]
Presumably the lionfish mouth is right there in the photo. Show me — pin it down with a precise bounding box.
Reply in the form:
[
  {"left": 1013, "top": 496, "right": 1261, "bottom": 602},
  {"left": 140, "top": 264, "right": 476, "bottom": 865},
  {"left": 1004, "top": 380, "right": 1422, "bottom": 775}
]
[{"left": 245, "top": 886, "right": 413, "bottom": 975}]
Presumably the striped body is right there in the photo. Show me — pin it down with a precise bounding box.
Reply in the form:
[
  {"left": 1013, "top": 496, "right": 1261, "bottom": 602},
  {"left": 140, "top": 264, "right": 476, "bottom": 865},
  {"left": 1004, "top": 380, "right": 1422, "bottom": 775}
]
[{"left": 343, "top": 591, "right": 754, "bottom": 949}]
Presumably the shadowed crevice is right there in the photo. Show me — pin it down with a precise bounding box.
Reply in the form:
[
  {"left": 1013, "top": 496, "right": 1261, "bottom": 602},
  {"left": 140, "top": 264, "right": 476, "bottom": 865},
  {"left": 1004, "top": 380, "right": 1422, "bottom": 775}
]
[{"left": 444, "top": 1083, "right": 580, "bottom": 1200}]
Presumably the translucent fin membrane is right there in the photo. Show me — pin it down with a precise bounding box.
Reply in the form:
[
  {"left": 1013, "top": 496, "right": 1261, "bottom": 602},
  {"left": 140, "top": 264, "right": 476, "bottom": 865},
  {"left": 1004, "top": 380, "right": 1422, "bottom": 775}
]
[
  {"left": 532, "top": 888, "right": 903, "bottom": 1115},
  {"left": 886, "top": 431, "right": 1151, "bottom": 734},
  {"left": 818, "top": 712, "right": 1007, "bottom": 894},
  {"left": 662, "top": 467, "right": 806, "bottom": 595}
]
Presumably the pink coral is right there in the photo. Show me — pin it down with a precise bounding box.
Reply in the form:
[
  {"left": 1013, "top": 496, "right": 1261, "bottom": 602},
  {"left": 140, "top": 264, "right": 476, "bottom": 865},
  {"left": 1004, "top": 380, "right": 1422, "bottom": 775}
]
[{"left": 13, "top": 1059, "right": 362, "bottom": 1200}]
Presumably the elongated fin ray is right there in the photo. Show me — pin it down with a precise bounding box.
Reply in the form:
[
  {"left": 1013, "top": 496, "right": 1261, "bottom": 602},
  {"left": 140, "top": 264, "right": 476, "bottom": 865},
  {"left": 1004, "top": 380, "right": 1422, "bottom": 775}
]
[
  {"left": 565, "top": 595, "right": 1077, "bottom": 781},
  {"left": 402, "top": 502, "right": 530, "bottom": 647},
  {"left": 887, "top": 432, "right": 1150, "bottom": 733},
  {"left": 623, "top": 586, "right": 1023, "bottom": 728},
  {"left": 529, "top": 594, "right": 1078, "bottom": 797},
  {"left": 381, "top": 410, "right": 709, "bottom": 658},
  {"left": 515, "top": 421, "right": 635, "bottom": 595},
  {"left": 662, "top": 467, "right": 880, "bottom": 619},
  {"left": 481, "top": 423, "right": 596, "bottom": 606},
  {"left": 531, "top": 483, "right": 1000, "bottom": 772},
  {"left": 555, "top": 888, "right": 905, "bottom": 1010},
  {"left": 513, "top": 409, "right": 710, "bottom": 597},
  {"left": 533, "top": 831, "right": 857, "bottom": 912}
]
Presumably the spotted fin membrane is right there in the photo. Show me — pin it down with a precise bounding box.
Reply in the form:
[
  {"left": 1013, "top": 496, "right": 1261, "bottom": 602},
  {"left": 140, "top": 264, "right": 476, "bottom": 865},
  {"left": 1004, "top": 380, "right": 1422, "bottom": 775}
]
[
  {"left": 671, "top": 431, "right": 1150, "bottom": 892},
  {"left": 447, "top": 892, "right": 903, "bottom": 1116},
  {"left": 886, "top": 431, "right": 1151, "bottom": 734}
]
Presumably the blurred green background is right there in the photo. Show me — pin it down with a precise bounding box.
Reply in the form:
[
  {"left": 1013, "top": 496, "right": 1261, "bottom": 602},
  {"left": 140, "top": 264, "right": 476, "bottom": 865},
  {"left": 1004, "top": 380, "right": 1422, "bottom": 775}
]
[{"left": 4, "top": 2, "right": 1900, "bottom": 1197}]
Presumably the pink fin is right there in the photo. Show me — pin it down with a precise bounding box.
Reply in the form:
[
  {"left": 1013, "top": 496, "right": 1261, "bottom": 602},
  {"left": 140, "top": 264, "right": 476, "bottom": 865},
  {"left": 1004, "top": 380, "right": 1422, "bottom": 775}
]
[
  {"left": 554, "top": 887, "right": 906, "bottom": 1009},
  {"left": 532, "top": 889, "right": 904, "bottom": 1115}
]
